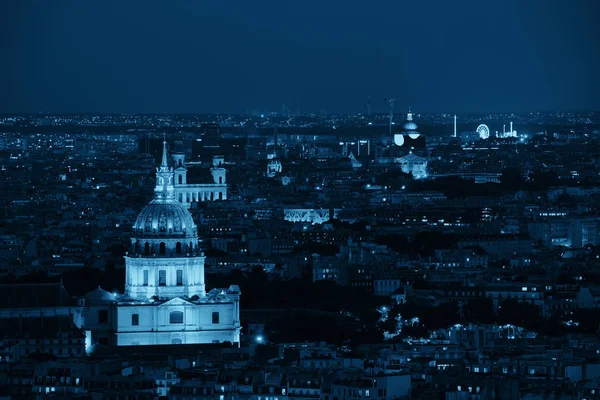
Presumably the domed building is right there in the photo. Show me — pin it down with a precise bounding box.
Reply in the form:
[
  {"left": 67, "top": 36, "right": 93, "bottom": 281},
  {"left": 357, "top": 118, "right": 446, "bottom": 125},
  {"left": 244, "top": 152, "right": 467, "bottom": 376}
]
[
  {"left": 82, "top": 140, "right": 241, "bottom": 348},
  {"left": 393, "top": 108, "right": 428, "bottom": 179},
  {"left": 393, "top": 108, "right": 426, "bottom": 150}
]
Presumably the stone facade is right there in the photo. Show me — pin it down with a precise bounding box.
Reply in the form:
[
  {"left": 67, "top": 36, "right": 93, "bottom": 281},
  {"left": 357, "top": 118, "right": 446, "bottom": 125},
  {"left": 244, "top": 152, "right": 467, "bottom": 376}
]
[
  {"left": 81, "top": 141, "right": 241, "bottom": 348},
  {"left": 173, "top": 153, "right": 227, "bottom": 206}
]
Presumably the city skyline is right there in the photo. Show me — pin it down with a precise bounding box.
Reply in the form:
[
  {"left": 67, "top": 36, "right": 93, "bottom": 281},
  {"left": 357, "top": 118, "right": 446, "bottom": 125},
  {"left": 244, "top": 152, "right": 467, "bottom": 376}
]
[{"left": 2, "top": 0, "right": 600, "bottom": 114}]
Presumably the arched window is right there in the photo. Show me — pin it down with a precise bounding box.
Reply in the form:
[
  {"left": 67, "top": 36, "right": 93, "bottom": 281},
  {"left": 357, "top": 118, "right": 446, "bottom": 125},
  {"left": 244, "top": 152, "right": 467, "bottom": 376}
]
[
  {"left": 159, "top": 242, "right": 166, "bottom": 255},
  {"left": 176, "top": 242, "right": 182, "bottom": 254},
  {"left": 212, "top": 312, "right": 220, "bottom": 324},
  {"left": 172, "top": 338, "right": 182, "bottom": 344},
  {"left": 144, "top": 242, "right": 150, "bottom": 256},
  {"left": 219, "top": 176, "right": 222, "bottom": 184},
  {"left": 178, "top": 159, "right": 182, "bottom": 167},
  {"left": 170, "top": 311, "right": 183, "bottom": 324},
  {"left": 178, "top": 175, "right": 182, "bottom": 184}
]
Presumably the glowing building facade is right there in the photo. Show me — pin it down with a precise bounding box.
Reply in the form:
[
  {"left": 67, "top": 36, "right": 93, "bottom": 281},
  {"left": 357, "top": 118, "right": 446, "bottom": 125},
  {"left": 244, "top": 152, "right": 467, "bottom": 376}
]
[
  {"left": 82, "top": 141, "right": 241, "bottom": 348},
  {"left": 266, "top": 154, "right": 283, "bottom": 178},
  {"left": 173, "top": 153, "right": 227, "bottom": 206},
  {"left": 393, "top": 109, "right": 428, "bottom": 179},
  {"left": 393, "top": 109, "right": 427, "bottom": 150}
]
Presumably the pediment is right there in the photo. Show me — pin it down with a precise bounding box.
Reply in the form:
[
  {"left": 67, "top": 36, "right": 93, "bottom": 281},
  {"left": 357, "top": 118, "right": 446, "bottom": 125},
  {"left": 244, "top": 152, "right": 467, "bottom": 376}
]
[{"left": 157, "top": 297, "right": 193, "bottom": 307}]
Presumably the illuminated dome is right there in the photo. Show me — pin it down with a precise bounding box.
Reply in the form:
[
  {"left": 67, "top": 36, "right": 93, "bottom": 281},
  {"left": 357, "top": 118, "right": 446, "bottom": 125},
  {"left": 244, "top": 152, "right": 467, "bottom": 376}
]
[
  {"left": 133, "top": 198, "right": 197, "bottom": 239},
  {"left": 402, "top": 109, "right": 418, "bottom": 132},
  {"left": 403, "top": 121, "right": 418, "bottom": 131},
  {"left": 132, "top": 138, "right": 198, "bottom": 240}
]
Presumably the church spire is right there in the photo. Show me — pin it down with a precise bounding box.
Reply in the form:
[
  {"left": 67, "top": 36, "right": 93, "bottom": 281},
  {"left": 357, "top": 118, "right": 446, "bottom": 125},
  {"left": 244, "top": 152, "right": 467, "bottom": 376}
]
[
  {"left": 154, "top": 135, "right": 175, "bottom": 201},
  {"left": 161, "top": 134, "right": 168, "bottom": 168}
]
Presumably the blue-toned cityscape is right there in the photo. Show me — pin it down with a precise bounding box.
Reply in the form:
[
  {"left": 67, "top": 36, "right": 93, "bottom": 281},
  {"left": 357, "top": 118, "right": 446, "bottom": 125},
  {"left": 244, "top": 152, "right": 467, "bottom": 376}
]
[{"left": 2, "top": 1, "right": 600, "bottom": 398}]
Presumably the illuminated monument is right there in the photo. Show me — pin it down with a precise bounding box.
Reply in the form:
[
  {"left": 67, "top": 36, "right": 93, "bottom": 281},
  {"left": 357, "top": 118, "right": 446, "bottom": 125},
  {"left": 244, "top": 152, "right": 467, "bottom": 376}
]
[
  {"left": 393, "top": 108, "right": 428, "bottom": 179},
  {"left": 266, "top": 154, "right": 283, "bottom": 178},
  {"left": 393, "top": 107, "right": 427, "bottom": 150},
  {"left": 172, "top": 151, "right": 227, "bottom": 206},
  {"left": 83, "top": 140, "right": 241, "bottom": 347}
]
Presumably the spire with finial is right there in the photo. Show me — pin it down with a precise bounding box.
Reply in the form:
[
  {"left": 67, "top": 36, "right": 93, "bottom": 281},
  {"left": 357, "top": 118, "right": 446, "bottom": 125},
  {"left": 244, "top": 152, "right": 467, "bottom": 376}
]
[
  {"left": 407, "top": 106, "right": 413, "bottom": 121},
  {"left": 161, "top": 134, "right": 168, "bottom": 168},
  {"left": 154, "top": 134, "right": 175, "bottom": 201}
]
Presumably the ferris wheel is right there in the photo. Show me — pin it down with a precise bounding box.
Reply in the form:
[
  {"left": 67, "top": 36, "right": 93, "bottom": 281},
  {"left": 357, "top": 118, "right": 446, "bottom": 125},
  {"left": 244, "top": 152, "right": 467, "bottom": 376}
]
[{"left": 476, "top": 124, "right": 490, "bottom": 139}]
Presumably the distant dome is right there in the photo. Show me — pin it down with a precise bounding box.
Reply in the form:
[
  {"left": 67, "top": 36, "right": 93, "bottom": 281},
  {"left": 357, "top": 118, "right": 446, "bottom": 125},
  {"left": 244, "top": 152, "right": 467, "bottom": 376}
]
[
  {"left": 84, "top": 287, "right": 114, "bottom": 304},
  {"left": 403, "top": 121, "right": 418, "bottom": 131},
  {"left": 402, "top": 109, "right": 418, "bottom": 132},
  {"left": 133, "top": 198, "right": 197, "bottom": 238}
]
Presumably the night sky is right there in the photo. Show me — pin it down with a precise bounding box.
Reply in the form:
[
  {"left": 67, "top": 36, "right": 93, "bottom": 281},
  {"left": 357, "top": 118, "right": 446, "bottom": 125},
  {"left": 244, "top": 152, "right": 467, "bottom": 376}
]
[{"left": 1, "top": 0, "right": 599, "bottom": 114}]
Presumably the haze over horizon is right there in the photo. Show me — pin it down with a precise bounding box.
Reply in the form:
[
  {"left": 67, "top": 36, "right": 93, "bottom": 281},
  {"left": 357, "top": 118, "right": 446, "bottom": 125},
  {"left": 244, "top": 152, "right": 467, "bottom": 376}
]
[{"left": 2, "top": 0, "right": 599, "bottom": 115}]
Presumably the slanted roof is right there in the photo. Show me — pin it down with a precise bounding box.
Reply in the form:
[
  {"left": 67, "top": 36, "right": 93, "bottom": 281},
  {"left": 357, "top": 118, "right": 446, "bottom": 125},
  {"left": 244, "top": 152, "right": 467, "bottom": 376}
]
[
  {"left": 84, "top": 287, "right": 115, "bottom": 305},
  {"left": 396, "top": 153, "right": 426, "bottom": 163}
]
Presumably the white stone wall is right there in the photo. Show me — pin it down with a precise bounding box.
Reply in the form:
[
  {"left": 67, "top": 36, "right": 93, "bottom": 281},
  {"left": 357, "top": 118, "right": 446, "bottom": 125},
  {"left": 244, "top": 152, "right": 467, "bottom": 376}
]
[
  {"left": 125, "top": 256, "right": 206, "bottom": 300},
  {"left": 171, "top": 153, "right": 227, "bottom": 206},
  {"left": 211, "top": 167, "right": 226, "bottom": 184},
  {"left": 174, "top": 184, "right": 227, "bottom": 205},
  {"left": 174, "top": 167, "right": 187, "bottom": 185},
  {"left": 115, "top": 301, "right": 240, "bottom": 346}
]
